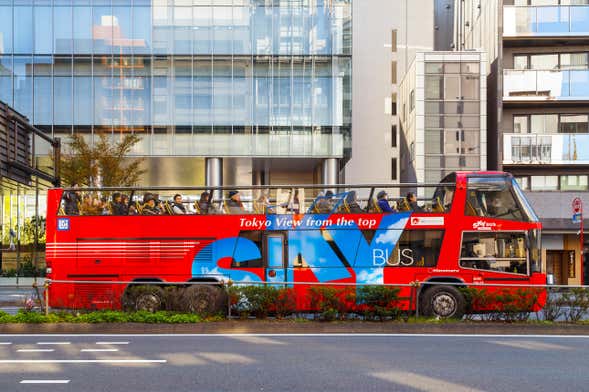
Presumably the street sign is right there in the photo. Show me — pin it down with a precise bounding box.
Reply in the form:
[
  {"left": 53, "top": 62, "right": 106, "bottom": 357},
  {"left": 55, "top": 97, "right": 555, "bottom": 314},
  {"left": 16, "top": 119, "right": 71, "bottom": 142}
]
[
  {"left": 573, "top": 197, "right": 583, "bottom": 214},
  {"left": 573, "top": 213, "right": 582, "bottom": 224}
]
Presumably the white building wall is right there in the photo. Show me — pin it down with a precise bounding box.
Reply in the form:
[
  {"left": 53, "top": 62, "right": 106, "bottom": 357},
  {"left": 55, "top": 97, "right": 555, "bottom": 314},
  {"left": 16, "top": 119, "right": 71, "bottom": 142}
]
[{"left": 345, "top": 0, "right": 434, "bottom": 185}]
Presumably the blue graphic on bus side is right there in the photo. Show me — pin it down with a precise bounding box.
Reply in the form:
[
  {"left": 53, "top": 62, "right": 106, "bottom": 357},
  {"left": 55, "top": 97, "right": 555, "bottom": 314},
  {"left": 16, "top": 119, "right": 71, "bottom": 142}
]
[{"left": 191, "top": 212, "right": 411, "bottom": 285}]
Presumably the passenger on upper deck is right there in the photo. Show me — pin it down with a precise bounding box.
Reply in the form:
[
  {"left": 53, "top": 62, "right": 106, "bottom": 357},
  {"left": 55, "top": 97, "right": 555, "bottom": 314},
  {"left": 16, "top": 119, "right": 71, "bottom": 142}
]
[
  {"left": 315, "top": 190, "right": 334, "bottom": 213},
  {"left": 376, "top": 191, "right": 395, "bottom": 213},
  {"left": 227, "top": 190, "right": 244, "bottom": 214},
  {"left": 111, "top": 192, "right": 128, "bottom": 216},
  {"left": 142, "top": 193, "right": 161, "bottom": 215},
  {"left": 345, "top": 191, "right": 364, "bottom": 213},
  {"left": 406, "top": 192, "right": 424, "bottom": 212},
  {"left": 64, "top": 183, "right": 81, "bottom": 215},
  {"left": 197, "top": 191, "right": 210, "bottom": 214},
  {"left": 172, "top": 194, "right": 187, "bottom": 214}
]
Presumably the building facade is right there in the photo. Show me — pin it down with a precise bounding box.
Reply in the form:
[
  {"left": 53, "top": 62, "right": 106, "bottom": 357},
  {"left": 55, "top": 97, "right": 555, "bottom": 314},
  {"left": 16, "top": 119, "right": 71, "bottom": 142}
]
[
  {"left": 345, "top": 0, "right": 436, "bottom": 186},
  {"left": 0, "top": 0, "right": 352, "bottom": 186},
  {"left": 458, "top": 0, "right": 589, "bottom": 284},
  {"left": 399, "top": 51, "right": 487, "bottom": 195}
]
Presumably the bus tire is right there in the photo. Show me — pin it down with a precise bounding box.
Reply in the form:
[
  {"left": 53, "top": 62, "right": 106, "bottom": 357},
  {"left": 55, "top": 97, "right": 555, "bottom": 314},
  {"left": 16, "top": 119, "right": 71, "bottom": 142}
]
[
  {"left": 182, "top": 285, "right": 227, "bottom": 316},
  {"left": 421, "top": 285, "right": 465, "bottom": 319},
  {"left": 122, "top": 285, "right": 164, "bottom": 313}
]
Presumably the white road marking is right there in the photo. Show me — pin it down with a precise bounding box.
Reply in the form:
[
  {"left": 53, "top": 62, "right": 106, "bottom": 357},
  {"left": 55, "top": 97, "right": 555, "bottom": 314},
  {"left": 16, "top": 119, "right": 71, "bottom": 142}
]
[
  {"left": 96, "top": 341, "right": 129, "bottom": 345},
  {"left": 0, "top": 342, "right": 12, "bottom": 345},
  {"left": 17, "top": 349, "right": 54, "bottom": 352},
  {"left": 20, "top": 380, "right": 70, "bottom": 384},
  {"left": 0, "top": 359, "right": 166, "bottom": 364},
  {"left": 488, "top": 340, "right": 573, "bottom": 351},
  {"left": 37, "top": 342, "right": 70, "bottom": 345},
  {"left": 372, "top": 370, "right": 485, "bottom": 392},
  {"left": 80, "top": 348, "right": 119, "bottom": 352}
]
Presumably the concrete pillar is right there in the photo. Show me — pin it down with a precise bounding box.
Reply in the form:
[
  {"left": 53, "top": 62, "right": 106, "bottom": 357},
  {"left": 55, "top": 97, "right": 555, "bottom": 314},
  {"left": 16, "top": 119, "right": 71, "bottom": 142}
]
[
  {"left": 205, "top": 158, "right": 223, "bottom": 201},
  {"left": 322, "top": 158, "right": 339, "bottom": 185},
  {"left": 252, "top": 170, "right": 263, "bottom": 186}
]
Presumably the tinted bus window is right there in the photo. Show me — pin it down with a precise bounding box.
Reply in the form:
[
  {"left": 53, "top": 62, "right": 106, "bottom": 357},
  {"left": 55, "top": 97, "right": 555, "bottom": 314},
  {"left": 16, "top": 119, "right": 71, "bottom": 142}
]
[
  {"left": 383, "top": 230, "right": 444, "bottom": 267},
  {"left": 460, "top": 232, "right": 528, "bottom": 275},
  {"left": 465, "top": 176, "right": 527, "bottom": 221}
]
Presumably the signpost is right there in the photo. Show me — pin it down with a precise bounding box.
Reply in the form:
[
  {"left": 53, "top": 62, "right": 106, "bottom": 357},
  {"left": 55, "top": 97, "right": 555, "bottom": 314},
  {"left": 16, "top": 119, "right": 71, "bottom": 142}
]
[{"left": 572, "top": 197, "right": 584, "bottom": 285}]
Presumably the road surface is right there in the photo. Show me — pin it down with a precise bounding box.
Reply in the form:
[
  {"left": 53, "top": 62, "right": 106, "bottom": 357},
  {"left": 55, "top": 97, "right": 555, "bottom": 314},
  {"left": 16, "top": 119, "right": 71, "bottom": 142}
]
[{"left": 0, "top": 333, "right": 588, "bottom": 391}]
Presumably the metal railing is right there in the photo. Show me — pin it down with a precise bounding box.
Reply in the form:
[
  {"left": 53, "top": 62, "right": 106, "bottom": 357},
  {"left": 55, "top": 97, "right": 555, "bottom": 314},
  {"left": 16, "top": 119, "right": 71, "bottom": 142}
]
[{"left": 8, "top": 278, "right": 586, "bottom": 323}]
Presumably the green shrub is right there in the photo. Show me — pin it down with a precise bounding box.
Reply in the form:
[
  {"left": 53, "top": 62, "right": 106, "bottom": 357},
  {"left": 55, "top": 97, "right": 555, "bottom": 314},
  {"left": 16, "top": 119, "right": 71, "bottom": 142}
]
[
  {"left": 236, "top": 285, "right": 279, "bottom": 319},
  {"left": 561, "top": 288, "right": 589, "bottom": 323},
  {"left": 357, "top": 286, "right": 402, "bottom": 321},
  {"left": 460, "top": 287, "right": 541, "bottom": 322},
  {"left": 542, "top": 288, "right": 566, "bottom": 321},
  {"left": 308, "top": 286, "right": 355, "bottom": 321}
]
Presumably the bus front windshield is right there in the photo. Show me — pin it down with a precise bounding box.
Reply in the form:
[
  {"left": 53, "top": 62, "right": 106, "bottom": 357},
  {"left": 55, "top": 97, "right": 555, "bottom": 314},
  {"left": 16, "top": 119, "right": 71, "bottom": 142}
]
[{"left": 465, "top": 176, "right": 537, "bottom": 222}]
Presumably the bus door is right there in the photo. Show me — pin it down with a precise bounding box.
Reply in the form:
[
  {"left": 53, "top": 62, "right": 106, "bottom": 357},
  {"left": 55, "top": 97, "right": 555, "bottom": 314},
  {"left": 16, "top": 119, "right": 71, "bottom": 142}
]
[{"left": 265, "top": 233, "right": 287, "bottom": 284}]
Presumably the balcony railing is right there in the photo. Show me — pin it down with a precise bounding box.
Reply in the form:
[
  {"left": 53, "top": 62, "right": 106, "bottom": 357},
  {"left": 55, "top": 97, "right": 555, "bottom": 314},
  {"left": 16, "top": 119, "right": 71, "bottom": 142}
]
[
  {"left": 503, "top": 133, "right": 589, "bottom": 165},
  {"left": 504, "top": 5, "right": 589, "bottom": 36},
  {"left": 503, "top": 69, "right": 589, "bottom": 101}
]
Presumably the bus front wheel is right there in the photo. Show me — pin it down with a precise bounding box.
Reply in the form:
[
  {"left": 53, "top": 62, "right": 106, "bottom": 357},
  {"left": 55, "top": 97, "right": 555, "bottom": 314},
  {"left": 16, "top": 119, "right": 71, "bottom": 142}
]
[{"left": 421, "top": 285, "right": 465, "bottom": 319}]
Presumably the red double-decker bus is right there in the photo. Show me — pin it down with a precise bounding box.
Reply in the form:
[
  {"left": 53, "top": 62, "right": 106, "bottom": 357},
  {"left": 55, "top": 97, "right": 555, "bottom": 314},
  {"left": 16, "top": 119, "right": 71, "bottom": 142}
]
[{"left": 45, "top": 171, "right": 545, "bottom": 318}]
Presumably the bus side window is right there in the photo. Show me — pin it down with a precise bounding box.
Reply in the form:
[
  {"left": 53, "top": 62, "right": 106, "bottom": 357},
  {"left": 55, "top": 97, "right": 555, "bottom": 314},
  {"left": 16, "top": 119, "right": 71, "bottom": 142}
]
[{"left": 460, "top": 232, "right": 528, "bottom": 274}]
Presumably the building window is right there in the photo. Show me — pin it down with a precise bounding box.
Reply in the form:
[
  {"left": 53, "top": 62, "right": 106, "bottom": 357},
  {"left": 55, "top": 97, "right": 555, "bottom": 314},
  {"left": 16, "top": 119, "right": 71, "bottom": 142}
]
[
  {"left": 409, "top": 89, "right": 415, "bottom": 112},
  {"left": 513, "top": 113, "right": 589, "bottom": 134},
  {"left": 391, "top": 158, "right": 397, "bottom": 180},
  {"left": 515, "top": 176, "right": 530, "bottom": 190},
  {"left": 560, "top": 175, "right": 589, "bottom": 191},
  {"left": 391, "top": 93, "right": 397, "bottom": 116},
  {"left": 391, "top": 30, "right": 397, "bottom": 53},
  {"left": 530, "top": 176, "right": 559, "bottom": 191},
  {"left": 391, "top": 61, "right": 397, "bottom": 84},
  {"left": 391, "top": 124, "right": 397, "bottom": 147}
]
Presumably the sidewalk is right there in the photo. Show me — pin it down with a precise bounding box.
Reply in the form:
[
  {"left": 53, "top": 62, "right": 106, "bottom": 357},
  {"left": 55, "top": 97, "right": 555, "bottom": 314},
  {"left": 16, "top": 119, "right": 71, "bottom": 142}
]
[
  {"left": 1, "top": 320, "right": 589, "bottom": 335},
  {"left": 0, "top": 277, "right": 42, "bottom": 287}
]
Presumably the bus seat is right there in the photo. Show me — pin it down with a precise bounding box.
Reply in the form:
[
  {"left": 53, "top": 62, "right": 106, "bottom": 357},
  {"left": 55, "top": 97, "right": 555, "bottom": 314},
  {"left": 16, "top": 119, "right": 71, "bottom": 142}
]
[
  {"left": 398, "top": 198, "right": 410, "bottom": 212},
  {"left": 193, "top": 202, "right": 201, "bottom": 214},
  {"left": 366, "top": 198, "right": 381, "bottom": 213},
  {"left": 432, "top": 197, "right": 445, "bottom": 213},
  {"left": 135, "top": 201, "right": 143, "bottom": 214},
  {"left": 163, "top": 201, "right": 174, "bottom": 215}
]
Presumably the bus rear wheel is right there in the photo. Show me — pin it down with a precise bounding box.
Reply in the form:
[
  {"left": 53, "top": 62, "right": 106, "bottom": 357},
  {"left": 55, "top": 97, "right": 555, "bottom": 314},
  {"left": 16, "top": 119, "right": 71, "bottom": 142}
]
[
  {"left": 181, "top": 285, "right": 227, "bottom": 316},
  {"left": 421, "top": 285, "right": 465, "bottom": 319},
  {"left": 123, "top": 285, "right": 164, "bottom": 313}
]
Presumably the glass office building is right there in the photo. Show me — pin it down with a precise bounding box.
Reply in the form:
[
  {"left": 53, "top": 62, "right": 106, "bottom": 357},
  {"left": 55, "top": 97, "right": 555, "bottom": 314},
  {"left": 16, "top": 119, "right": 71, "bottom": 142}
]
[{"left": 0, "top": 0, "right": 351, "bottom": 185}]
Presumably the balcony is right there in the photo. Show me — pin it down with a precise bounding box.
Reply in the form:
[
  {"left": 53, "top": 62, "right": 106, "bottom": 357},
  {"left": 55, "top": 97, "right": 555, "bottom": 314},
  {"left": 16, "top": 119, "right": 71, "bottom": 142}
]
[
  {"left": 504, "top": 6, "right": 589, "bottom": 38},
  {"left": 503, "top": 133, "right": 589, "bottom": 165},
  {"left": 503, "top": 69, "right": 589, "bottom": 102}
]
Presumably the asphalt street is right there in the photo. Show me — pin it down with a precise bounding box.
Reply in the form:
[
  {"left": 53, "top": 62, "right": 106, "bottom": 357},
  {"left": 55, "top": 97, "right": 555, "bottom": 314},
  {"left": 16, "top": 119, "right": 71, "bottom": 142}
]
[{"left": 0, "top": 334, "right": 588, "bottom": 392}]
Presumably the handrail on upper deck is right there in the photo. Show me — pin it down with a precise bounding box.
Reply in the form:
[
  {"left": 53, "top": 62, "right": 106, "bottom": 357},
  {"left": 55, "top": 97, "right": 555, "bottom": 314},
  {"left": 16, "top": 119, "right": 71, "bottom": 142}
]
[{"left": 57, "top": 182, "right": 457, "bottom": 192}]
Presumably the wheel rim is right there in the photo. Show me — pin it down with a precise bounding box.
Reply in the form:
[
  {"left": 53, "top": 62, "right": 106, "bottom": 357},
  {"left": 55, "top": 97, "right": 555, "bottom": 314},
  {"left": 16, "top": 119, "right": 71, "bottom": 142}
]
[
  {"left": 136, "top": 293, "right": 160, "bottom": 312},
  {"left": 431, "top": 292, "right": 457, "bottom": 317}
]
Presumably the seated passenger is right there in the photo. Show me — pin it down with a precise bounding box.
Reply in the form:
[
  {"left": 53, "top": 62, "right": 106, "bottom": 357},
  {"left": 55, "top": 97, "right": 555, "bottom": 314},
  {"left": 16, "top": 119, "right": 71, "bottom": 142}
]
[
  {"left": 64, "top": 183, "right": 81, "bottom": 215},
  {"left": 315, "top": 190, "right": 334, "bottom": 213},
  {"left": 226, "top": 190, "right": 244, "bottom": 214},
  {"left": 197, "top": 191, "right": 210, "bottom": 214},
  {"left": 345, "top": 191, "right": 364, "bottom": 214},
  {"left": 172, "top": 194, "right": 187, "bottom": 214},
  {"left": 257, "top": 193, "right": 275, "bottom": 214},
  {"left": 406, "top": 192, "right": 424, "bottom": 212},
  {"left": 142, "top": 193, "right": 161, "bottom": 215},
  {"left": 376, "top": 191, "right": 395, "bottom": 213},
  {"left": 111, "top": 192, "right": 128, "bottom": 216}
]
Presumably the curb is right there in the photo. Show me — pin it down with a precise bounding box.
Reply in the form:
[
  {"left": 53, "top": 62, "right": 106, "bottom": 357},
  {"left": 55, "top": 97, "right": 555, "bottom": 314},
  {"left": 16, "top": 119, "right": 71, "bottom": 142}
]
[{"left": 1, "top": 321, "right": 589, "bottom": 335}]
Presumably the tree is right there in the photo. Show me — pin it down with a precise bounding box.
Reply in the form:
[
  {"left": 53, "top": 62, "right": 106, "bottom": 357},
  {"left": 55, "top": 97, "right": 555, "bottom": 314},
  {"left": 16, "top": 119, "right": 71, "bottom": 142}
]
[{"left": 60, "top": 133, "right": 145, "bottom": 187}]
